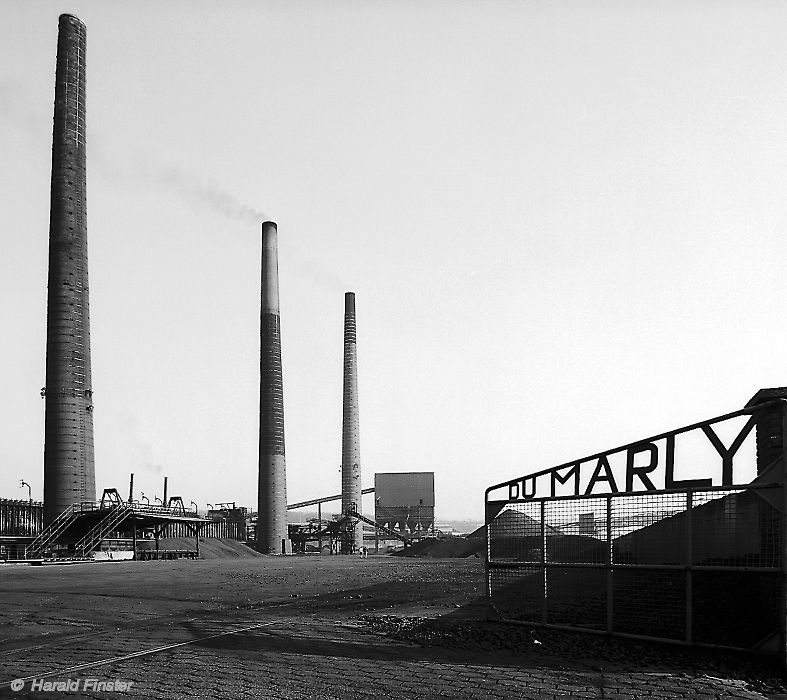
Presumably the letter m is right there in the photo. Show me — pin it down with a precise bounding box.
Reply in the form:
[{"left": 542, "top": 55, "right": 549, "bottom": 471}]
[{"left": 551, "top": 464, "right": 580, "bottom": 497}]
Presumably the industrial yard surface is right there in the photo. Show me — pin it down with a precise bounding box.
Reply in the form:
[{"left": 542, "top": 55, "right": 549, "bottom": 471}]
[{"left": 0, "top": 554, "right": 783, "bottom": 699}]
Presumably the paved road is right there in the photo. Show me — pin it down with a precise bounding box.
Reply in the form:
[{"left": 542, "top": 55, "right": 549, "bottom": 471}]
[{"left": 0, "top": 557, "right": 776, "bottom": 699}]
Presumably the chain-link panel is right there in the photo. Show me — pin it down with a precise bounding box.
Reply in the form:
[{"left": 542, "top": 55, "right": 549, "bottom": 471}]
[
  {"left": 488, "top": 567, "right": 542, "bottom": 623},
  {"left": 545, "top": 498, "right": 608, "bottom": 564},
  {"left": 612, "top": 569, "right": 685, "bottom": 640},
  {"left": 692, "top": 488, "right": 781, "bottom": 568},
  {"left": 612, "top": 492, "right": 687, "bottom": 565},
  {"left": 692, "top": 570, "right": 780, "bottom": 647},
  {"left": 487, "top": 483, "right": 783, "bottom": 653},
  {"left": 546, "top": 567, "right": 607, "bottom": 630},
  {"left": 488, "top": 501, "right": 542, "bottom": 563}
]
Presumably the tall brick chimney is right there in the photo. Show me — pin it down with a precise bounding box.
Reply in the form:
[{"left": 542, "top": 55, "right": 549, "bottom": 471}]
[
  {"left": 341, "top": 292, "right": 363, "bottom": 552},
  {"left": 43, "top": 15, "right": 96, "bottom": 523},
  {"left": 257, "top": 221, "right": 290, "bottom": 554}
]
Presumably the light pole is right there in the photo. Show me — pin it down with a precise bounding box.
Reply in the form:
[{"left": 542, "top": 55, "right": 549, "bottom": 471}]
[
  {"left": 20, "top": 480, "right": 32, "bottom": 502},
  {"left": 190, "top": 501, "right": 198, "bottom": 515}
]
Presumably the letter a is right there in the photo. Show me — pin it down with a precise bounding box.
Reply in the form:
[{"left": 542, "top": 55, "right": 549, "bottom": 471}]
[{"left": 585, "top": 455, "right": 619, "bottom": 495}]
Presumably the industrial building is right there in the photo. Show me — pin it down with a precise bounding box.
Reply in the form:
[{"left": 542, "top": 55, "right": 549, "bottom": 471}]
[
  {"left": 374, "top": 472, "right": 435, "bottom": 535},
  {"left": 3, "top": 15, "right": 445, "bottom": 563}
]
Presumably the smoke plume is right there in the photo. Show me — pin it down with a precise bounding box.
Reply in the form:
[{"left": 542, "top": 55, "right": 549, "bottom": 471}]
[{"left": 154, "top": 167, "right": 265, "bottom": 224}]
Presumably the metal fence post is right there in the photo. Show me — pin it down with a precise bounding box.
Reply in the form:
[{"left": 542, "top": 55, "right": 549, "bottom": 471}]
[
  {"left": 607, "top": 495, "right": 613, "bottom": 633},
  {"left": 781, "top": 402, "right": 787, "bottom": 668},
  {"left": 686, "top": 490, "right": 693, "bottom": 645},
  {"left": 541, "top": 499, "right": 547, "bottom": 625}
]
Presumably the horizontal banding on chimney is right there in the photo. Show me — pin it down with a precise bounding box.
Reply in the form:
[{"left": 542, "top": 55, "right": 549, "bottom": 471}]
[
  {"left": 258, "top": 220, "right": 289, "bottom": 554},
  {"left": 341, "top": 291, "right": 362, "bottom": 551},
  {"left": 44, "top": 14, "right": 95, "bottom": 524}
]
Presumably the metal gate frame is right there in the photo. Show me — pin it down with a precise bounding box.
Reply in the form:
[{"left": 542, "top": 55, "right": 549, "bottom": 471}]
[{"left": 485, "top": 399, "right": 787, "bottom": 661}]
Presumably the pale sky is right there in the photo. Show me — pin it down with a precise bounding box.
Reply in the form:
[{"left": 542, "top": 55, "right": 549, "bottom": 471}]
[{"left": 2, "top": 1, "right": 786, "bottom": 520}]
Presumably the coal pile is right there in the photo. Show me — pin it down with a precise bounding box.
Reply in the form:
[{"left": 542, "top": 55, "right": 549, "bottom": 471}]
[
  {"left": 142, "top": 538, "right": 262, "bottom": 559},
  {"left": 395, "top": 537, "right": 485, "bottom": 558}
]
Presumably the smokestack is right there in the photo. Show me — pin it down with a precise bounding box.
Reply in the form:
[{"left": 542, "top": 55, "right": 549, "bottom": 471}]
[
  {"left": 257, "top": 221, "right": 290, "bottom": 554},
  {"left": 341, "top": 292, "right": 362, "bottom": 553},
  {"left": 43, "top": 15, "right": 96, "bottom": 523}
]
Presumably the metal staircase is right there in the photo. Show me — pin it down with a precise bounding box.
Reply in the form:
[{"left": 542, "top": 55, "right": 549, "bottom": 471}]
[
  {"left": 73, "top": 505, "right": 131, "bottom": 556},
  {"left": 24, "top": 504, "right": 79, "bottom": 559}
]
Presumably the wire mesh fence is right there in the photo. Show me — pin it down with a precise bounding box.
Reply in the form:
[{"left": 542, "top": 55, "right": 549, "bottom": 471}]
[{"left": 487, "top": 483, "right": 782, "bottom": 651}]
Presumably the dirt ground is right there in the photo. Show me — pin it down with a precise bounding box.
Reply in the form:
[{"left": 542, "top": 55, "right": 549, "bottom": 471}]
[
  {"left": 0, "top": 555, "right": 483, "bottom": 645},
  {"left": 0, "top": 554, "right": 784, "bottom": 699}
]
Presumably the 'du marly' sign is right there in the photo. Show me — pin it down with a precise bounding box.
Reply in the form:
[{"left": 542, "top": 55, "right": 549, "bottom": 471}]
[{"left": 490, "top": 414, "right": 760, "bottom": 502}]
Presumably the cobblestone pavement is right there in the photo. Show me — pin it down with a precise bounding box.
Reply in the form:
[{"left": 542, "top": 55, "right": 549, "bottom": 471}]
[
  {"left": 0, "top": 558, "right": 777, "bottom": 699},
  {"left": 0, "top": 610, "right": 769, "bottom": 699}
]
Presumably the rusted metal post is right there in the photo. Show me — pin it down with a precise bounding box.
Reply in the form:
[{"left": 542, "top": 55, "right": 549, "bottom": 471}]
[{"left": 43, "top": 14, "right": 96, "bottom": 524}]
